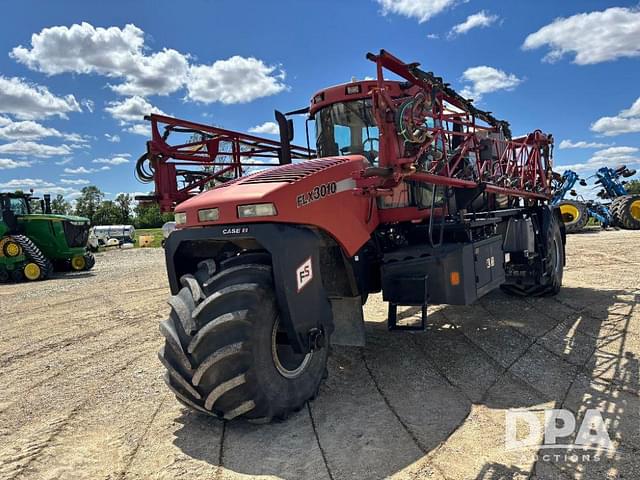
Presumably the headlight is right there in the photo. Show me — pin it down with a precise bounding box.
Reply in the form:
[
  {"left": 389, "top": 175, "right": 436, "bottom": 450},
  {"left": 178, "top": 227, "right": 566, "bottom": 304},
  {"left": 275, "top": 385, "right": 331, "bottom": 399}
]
[
  {"left": 198, "top": 208, "right": 220, "bottom": 222},
  {"left": 237, "top": 203, "right": 277, "bottom": 218},
  {"left": 175, "top": 212, "right": 187, "bottom": 225}
]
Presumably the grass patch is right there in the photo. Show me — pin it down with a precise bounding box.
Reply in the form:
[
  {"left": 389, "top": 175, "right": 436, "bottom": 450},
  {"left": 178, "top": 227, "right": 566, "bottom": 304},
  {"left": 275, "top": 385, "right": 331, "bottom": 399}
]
[{"left": 135, "top": 228, "right": 163, "bottom": 248}]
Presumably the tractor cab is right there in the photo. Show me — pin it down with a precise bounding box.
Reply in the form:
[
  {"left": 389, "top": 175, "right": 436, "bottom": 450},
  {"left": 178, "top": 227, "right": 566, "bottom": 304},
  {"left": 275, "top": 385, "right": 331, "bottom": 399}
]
[
  {"left": 309, "top": 80, "right": 402, "bottom": 164},
  {"left": 308, "top": 80, "right": 446, "bottom": 211},
  {"left": 0, "top": 193, "right": 31, "bottom": 234}
]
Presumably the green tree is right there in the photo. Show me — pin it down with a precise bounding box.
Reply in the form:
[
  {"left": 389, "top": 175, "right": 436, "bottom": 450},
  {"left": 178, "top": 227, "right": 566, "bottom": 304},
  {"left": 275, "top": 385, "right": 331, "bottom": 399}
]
[
  {"left": 75, "top": 186, "right": 104, "bottom": 223},
  {"left": 134, "top": 202, "right": 174, "bottom": 228},
  {"left": 626, "top": 179, "right": 640, "bottom": 194},
  {"left": 115, "top": 193, "right": 132, "bottom": 224},
  {"left": 93, "top": 200, "right": 121, "bottom": 225},
  {"left": 51, "top": 194, "right": 72, "bottom": 215}
]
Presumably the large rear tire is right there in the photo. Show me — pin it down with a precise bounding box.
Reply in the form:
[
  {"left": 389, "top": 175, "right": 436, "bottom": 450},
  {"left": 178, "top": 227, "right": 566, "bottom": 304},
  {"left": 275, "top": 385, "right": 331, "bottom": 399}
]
[
  {"left": 159, "top": 252, "right": 329, "bottom": 422},
  {"left": 502, "top": 211, "right": 564, "bottom": 297},
  {"left": 613, "top": 195, "right": 640, "bottom": 230},
  {"left": 558, "top": 200, "right": 588, "bottom": 233}
]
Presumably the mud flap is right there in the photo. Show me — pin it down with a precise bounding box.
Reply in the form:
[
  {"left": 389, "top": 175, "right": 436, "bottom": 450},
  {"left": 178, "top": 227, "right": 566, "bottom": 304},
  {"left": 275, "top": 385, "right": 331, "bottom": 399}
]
[
  {"left": 329, "top": 296, "right": 365, "bottom": 346},
  {"left": 165, "top": 223, "right": 334, "bottom": 354}
]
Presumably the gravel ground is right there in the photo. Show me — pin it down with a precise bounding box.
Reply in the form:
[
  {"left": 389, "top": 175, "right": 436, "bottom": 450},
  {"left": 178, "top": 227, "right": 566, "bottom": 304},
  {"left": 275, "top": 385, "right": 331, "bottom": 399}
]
[{"left": 0, "top": 230, "right": 638, "bottom": 480}]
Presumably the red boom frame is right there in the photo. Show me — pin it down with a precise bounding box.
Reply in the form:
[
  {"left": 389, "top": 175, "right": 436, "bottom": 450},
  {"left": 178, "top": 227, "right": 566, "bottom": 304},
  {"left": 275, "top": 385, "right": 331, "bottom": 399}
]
[
  {"left": 138, "top": 114, "right": 313, "bottom": 211},
  {"left": 360, "top": 50, "right": 553, "bottom": 201}
]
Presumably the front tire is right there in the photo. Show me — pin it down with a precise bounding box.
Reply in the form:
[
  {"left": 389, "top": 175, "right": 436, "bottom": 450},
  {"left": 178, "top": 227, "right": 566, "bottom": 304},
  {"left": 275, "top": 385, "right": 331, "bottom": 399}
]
[{"left": 159, "top": 253, "right": 329, "bottom": 422}]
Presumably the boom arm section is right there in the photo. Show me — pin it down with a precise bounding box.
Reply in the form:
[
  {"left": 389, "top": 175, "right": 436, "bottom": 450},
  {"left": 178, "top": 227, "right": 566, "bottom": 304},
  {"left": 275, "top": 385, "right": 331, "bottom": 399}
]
[
  {"left": 362, "top": 50, "right": 554, "bottom": 201},
  {"left": 136, "top": 114, "right": 314, "bottom": 212}
]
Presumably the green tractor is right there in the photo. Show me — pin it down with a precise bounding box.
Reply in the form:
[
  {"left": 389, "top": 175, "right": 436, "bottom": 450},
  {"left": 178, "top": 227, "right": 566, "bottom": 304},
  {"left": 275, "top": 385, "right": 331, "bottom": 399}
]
[{"left": 0, "top": 192, "right": 95, "bottom": 282}]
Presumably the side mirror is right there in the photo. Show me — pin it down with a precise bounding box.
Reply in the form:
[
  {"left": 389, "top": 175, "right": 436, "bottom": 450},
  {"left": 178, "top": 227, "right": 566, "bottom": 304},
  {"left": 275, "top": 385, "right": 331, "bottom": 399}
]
[
  {"left": 623, "top": 168, "right": 636, "bottom": 178},
  {"left": 274, "top": 110, "right": 292, "bottom": 165}
]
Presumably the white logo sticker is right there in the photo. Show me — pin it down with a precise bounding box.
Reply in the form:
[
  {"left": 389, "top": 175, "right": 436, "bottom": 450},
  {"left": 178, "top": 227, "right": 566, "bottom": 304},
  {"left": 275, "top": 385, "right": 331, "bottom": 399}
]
[{"left": 296, "top": 257, "right": 313, "bottom": 292}]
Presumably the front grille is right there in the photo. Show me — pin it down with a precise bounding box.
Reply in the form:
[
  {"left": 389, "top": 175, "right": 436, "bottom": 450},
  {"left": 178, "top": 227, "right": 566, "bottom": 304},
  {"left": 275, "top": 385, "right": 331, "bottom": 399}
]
[{"left": 63, "top": 221, "right": 90, "bottom": 247}]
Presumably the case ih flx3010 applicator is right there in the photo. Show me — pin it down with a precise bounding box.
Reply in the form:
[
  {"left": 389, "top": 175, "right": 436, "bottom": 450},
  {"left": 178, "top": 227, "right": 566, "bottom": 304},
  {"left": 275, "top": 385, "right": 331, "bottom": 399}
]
[{"left": 138, "top": 50, "right": 564, "bottom": 422}]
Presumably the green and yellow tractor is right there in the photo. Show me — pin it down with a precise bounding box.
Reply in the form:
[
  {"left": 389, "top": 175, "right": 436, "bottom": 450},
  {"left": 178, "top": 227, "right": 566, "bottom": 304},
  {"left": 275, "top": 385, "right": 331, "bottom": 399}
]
[{"left": 0, "top": 192, "right": 95, "bottom": 282}]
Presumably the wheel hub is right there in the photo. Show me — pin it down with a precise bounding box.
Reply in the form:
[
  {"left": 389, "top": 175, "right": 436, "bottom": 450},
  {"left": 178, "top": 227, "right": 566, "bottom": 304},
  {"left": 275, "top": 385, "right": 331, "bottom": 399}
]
[
  {"left": 559, "top": 204, "right": 579, "bottom": 224},
  {"left": 630, "top": 200, "right": 640, "bottom": 221},
  {"left": 3, "top": 241, "right": 21, "bottom": 257},
  {"left": 71, "top": 256, "right": 86, "bottom": 271},
  {"left": 24, "top": 262, "right": 41, "bottom": 281},
  {"left": 271, "top": 317, "right": 313, "bottom": 379}
]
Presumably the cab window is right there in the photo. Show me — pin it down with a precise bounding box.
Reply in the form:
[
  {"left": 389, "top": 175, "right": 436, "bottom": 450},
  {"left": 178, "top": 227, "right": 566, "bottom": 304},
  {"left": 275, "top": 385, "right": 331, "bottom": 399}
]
[
  {"left": 9, "top": 197, "right": 29, "bottom": 215},
  {"left": 315, "top": 99, "right": 379, "bottom": 163}
]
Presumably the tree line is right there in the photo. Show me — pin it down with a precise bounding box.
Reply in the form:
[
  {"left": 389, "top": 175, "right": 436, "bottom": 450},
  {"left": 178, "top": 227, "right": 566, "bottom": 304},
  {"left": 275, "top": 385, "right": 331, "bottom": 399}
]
[{"left": 49, "top": 186, "right": 174, "bottom": 228}]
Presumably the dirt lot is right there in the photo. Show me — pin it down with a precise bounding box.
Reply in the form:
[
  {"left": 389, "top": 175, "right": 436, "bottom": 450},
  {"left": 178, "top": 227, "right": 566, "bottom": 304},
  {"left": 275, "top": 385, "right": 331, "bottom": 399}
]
[{"left": 0, "top": 230, "right": 638, "bottom": 480}]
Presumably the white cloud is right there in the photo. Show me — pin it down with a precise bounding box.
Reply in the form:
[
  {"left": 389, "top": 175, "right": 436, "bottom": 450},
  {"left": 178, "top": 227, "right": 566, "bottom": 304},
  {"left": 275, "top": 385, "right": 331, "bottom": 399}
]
[
  {"left": 592, "top": 146, "right": 638, "bottom": 157},
  {"left": 0, "top": 76, "right": 80, "bottom": 120},
  {"left": 559, "top": 146, "right": 640, "bottom": 172},
  {"left": 376, "top": 0, "right": 458, "bottom": 23},
  {"left": 126, "top": 123, "right": 150, "bottom": 136},
  {"left": 0, "top": 118, "right": 88, "bottom": 144},
  {"left": 0, "top": 158, "right": 31, "bottom": 169},
  {"left": 591, "top": 97, "right": 640, "bottom": 136},
  {"left": 0, "top": 178, "right": 81, "bottom": 198},
  {"left": 427, "top": 33, "right": 440, "bottom": 40},
  {"left": 105, "top": 96, "right": 166, "bottom": 124},
  {"left": 11, "top": 23, "right": 189, "bottom": 97},
  {"left": 0, "top": 120, "right": 60, "bottom": 141},
  {"left": 64, "top": 166, "right": 109, "bottom": 174},
  {"left": 459, "top": 66, "right": 522, "bottom": 100},
  {"left": 105, "top": 133, "right": 120, "bottom": 143},
  {"left": 187, "top": 56, "right": 287, "bottom": 104},
  {"left": 59, "top": 178, "right": 90, "bottom": 185},
  {"left": 523, "top": 7, "right": 640, "bottom": 65},
  {"left": 11, "top": 22, "right": 288, "bottom": 104},
  {"left": 0, "top": 141, "right": 72, "bottom": 157},
  {"left": 558, "top": 139, "right": 612, "bottom": 149},
  {"left": 249, "top": 121, "right": 280, "bottom": 135},
  {"left": 92, "top": 156, "right": 129, "bottom": 165},
  {"left": 449, "top": 11, "right": 498, "bottom": 37},
  {"left": 0, "top": 178, "right": 55, "bottom": 189},
  {"left": 81, "top": 99, "right": 95, "bottom": 113},
  {"left": 55, "top": 158, "right": 72, "bottom": 165}
]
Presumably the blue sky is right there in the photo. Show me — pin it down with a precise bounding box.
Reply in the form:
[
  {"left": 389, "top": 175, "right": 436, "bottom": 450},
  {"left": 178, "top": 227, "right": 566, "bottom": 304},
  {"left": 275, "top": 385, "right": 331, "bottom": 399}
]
[{"left": 0, "top": 0, "right": 639, "bottom": 201}]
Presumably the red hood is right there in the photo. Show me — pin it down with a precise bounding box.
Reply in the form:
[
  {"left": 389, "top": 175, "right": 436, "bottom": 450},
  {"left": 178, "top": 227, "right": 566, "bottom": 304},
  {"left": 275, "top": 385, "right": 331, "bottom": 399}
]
[{"left": 175, "top": 155, "right": 379, "bottom": 255}]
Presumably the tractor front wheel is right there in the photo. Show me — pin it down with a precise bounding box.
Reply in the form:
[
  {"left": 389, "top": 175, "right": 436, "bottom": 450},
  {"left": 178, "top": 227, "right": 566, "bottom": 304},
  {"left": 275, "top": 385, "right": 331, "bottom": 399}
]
[
  {"left": 158, "top": 253, "right": 329, "bottom": 422},
  {"left": 83, "top": 253, "right": 96, "bottom": 271}
]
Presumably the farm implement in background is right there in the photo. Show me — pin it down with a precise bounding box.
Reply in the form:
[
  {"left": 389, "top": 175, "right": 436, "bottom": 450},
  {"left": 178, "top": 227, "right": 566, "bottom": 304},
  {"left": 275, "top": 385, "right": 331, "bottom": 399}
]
[
  {"left": 0, "top": 192, "right": 95, "bottom": 282},
  {"left": 552, "top": 166, "right": 639, "bottom": 233}
]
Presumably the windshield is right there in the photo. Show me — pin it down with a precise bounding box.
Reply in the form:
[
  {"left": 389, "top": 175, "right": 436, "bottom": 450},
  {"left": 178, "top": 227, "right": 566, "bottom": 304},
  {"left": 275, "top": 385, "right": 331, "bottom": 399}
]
[
  {"left": 315, "top": 99, "right": 379, "bottom": 163},
  {"left": 9, "top": 197, "right": 29, "bottom": 215}
]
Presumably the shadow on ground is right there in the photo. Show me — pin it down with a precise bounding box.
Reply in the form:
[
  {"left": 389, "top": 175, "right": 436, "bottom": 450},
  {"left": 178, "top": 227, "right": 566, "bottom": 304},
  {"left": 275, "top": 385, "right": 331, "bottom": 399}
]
[{"left": 172, "top": 286, "right": 639, "bottom": 479}]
